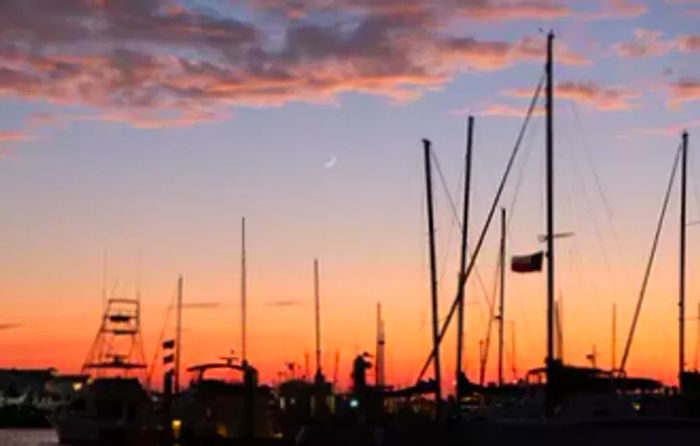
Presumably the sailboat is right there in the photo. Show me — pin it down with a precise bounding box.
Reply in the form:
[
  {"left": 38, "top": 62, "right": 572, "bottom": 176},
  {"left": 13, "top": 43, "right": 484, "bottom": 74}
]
[
  {"left": 276, "top": 258, "right": 335, "bottom": 443},
  {"left": 171, "top": 219, "right": 278, "bottom": 442},
  {"left": 677, "top": 132, "right": 700, "bottom": 416},
  {"left": 447, "top": 32, "right": 700, "bottom": 445}
]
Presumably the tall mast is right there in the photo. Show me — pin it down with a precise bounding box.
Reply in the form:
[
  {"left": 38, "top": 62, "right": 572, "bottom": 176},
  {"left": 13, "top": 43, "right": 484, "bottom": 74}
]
[
  {"left": 376, "top": 302, "right": 386, "bottom": 387},
  {"left": 314, "top": 259, "right": 322, "bottom": 381},
  {"left": 175, "top": 275, "right": 183, "bottom": 393},
  {"left": 680, "top": 131, "right": 688, "bottom": 389},
  {"left": 376, "top": 303, "right": 381, "bottom": 385},
  {"left": 556, "top": 296, "right": 564, "bottom": 361},
  {"left": 696, "top": 302, "right": 700, "bottom": 371},
  {"left": 478, "top": 339, "right": 485, "bottom": 386},
  {"left": 498, "top": 207, "right": 506, "bottom": 386},
  {"left": 510, "top": 321, "right": 517, "bottom": 381},
  {"left": 545, "top": 30, "right": 556, "bottom": 417},
  {"left": 423, "top": 139, "right": 442, "bottom": 415},
  {"left": 456, "top": 116, "right": 474, "bottom": 399},
  {"left": 612, "top": 303, "right": 617, "bottom": 371},
  {"left": 241, "top": 217, "right": 247, "bottom": 364},
  {"left": 333, "top": 350, "right": 340, "bottom": 388}
]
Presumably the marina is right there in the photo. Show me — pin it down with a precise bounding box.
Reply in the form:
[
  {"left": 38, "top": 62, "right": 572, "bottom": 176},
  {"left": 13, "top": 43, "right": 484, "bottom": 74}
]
[{"left": 1, "top": 0, "right": 700, "bottom": 444}]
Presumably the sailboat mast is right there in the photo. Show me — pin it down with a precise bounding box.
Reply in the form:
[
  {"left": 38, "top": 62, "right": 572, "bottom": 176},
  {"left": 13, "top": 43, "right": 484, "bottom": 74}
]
[
  {"left": 556, "top": 297, "right": 564, "bottom": 361},
  {"left": 510, "top": 321, "right": 517, "bottom": 380},
  {"left": 680, "top": 130, "right": 688, "bottom": 388},
  {"left": 333, "top": 350, "right": 340, "bottom": 387},
  {"left": 175, "top": 275, "right": 183, "bottom": 393},
  {"left": 498, "top": 207, "right": 506, "bottom": 386},
  {"left": 696, "top": 302, "right": 699, "bottom": 371},
  {"left": 545, "top": 30, "right": 556, "bottom": 417},
  {"left": 376, "top": 303, "right": 386, "bottom": 387},
  {"left": 612, "top": 303, "right": 617, "bottom": 371},
  {"left": 456, "top": 116, "right": 474, "bottom": 399},
  {"left": 314, "top": 259, "right": 322, "bottom": 380},
  {"left": 423, "top": 139, "right": 442, "bottom": 415},
  {"left": 241, "top": 217, "right": 247, "bottom": 364}
]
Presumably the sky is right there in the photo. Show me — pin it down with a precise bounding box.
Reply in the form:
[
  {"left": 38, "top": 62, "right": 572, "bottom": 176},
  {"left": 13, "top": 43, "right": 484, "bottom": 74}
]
[{"left": 0, "top": 0, "right": 699, "bottom": 392}]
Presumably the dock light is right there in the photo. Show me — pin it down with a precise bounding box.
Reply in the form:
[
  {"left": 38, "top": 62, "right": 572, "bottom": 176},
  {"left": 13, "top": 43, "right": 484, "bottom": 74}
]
[
  {"left": 72, "top": 382, "right": 83, "bottom": 392},
  {"left": 350, "top": 398, "right": 359, "bottom": 408},
  {"left": 172, "top": 419, "right": 182, "bottom": 439},
  {"left": 632, "top": 402, "right": 641, "bottom": 412}
]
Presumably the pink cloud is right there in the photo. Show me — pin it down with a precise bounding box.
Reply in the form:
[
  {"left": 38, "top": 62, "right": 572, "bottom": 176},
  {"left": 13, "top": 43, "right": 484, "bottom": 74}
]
[
  {"left": 0, "top": 130, "right": 30, "bottom": 143},
  {"left": 472, "top": 103, "right": 545, "bottom": 118},
  {"left": 556, "top": 81, "right": 640, "bottom": 110},
  {"left": 26, "top": 112, "right": 68, "bottom": 128},
  {"left": 250, "top": 0, "right": 572, "bottom": 22},
  {"left": 613, "top": 29, "right": 674, "bottom": 58},
  {"left": 633, "top": 118, "right": 700, "bottom": 136},
  {"left": 677, "top": 35, "right": 700, "bottom": 52},
  {"left": 92, "top": 108, "right": 233, "bottom": 129},
  {"left": 504, "top": 80, "right": 640, "bottom": 111},
  {"left": 457, "top": 0, "right": 571, "bottom": 21},
  {"left": 0, "top": 129, "right": 32, "bottom": 154},
  {"left": 664, "top": 0, "right": 700, "bottom": 16},
  {"left": 442, "top": 35, "right": 589, "bottom": 71},
  {"left": 583, "top": 0, "right": 648, "bottom": 20},
  {"left": 666, "top": 78, "right": 700, "bottom": 108}
]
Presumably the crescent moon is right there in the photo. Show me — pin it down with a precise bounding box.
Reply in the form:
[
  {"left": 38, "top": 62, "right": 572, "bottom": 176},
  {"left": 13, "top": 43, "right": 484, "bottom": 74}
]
[{"left": 324, "top": 157, "right": 337, "bottom": 168}]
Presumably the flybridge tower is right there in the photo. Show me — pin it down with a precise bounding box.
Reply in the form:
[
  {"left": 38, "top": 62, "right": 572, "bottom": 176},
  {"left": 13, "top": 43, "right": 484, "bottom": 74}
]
[{"left": 82, "top": 298, "right": 148, "bottom": 379}]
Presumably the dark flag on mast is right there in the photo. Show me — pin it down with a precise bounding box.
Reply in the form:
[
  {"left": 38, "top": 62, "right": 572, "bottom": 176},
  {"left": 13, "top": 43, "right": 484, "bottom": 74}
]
[
  {"left": 162, "top": 339, "right": 175, "bottom": 365},
  {"left": 511, "top": 251, "right": 544, "bottom": 273}
]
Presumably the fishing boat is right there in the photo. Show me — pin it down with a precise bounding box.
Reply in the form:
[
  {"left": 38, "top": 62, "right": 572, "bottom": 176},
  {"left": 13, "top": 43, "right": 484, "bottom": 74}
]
[
  {"left": 171, "top": 356, "right": 278, "bottom": 442},
  {"left": 51, "top": 298, "right": 158, "bottom": 445}
]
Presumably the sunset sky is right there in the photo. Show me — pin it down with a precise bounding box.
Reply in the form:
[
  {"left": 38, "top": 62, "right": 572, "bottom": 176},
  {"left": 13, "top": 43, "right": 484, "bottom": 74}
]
[{"left": 0, "top": 0, "right": 699, "bottom": 392}]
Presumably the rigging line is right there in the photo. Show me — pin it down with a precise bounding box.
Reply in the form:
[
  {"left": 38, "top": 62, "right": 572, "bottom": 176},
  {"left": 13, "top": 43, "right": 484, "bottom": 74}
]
[
  {"left": 569, "top": 101, "right": 616, "bottom": 228},
  {"left": 479, "top": 248, "right": 501, "bottom": 385},
  {"left": 436, "top": 172, "right": 458, "bottom": 290},
  {"left": 501, "top": 104, "right": 541, "bottom": 359},
  {"left": 566, "top": 118, "right": 607, "bottom": 298},
  {"left": 146, "top": 286, "right": 178, "bottom": 388},
  {"left": 416, "top": 73, "right": 545, "bottom": 384},
  {"left": 619, "top": 141, "right": 683, "bottom": 372},
  {"left": 688, "top": 153, "right": 700, "bottom": 222},
  {"left": 506, "top": 106, "right": 541, "bottom": 230},
  {"left": 431, "top": 148, "right": 462, "bottom": 230},
  {"left": 569, "top": 101, "right": 628, "bottom": 283},
  {"left": 437, "top": 155, "right": 466, "bottom": 288},
  {"left": 430, "top": 148, "right": 493, "bottom": 308}
]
